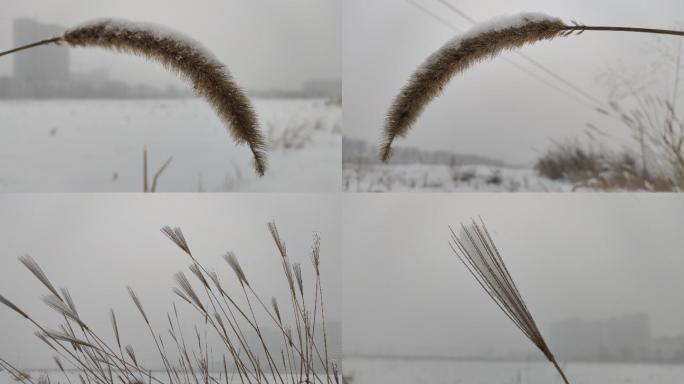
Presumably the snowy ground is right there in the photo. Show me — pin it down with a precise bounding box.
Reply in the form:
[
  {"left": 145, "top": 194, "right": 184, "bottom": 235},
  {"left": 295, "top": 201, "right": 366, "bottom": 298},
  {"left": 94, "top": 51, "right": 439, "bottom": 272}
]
[
  {"left": 343, "top": 163, "right": 578, "bottom": 192},
  {"left": 0, "top": 98, "right": 341, "bottom": 192},
  {"left": 344, "top": 357, "right": 684, "bottom": 384},
  {"left": 0, "top": 372, "right": 338, "bottom": 384}
]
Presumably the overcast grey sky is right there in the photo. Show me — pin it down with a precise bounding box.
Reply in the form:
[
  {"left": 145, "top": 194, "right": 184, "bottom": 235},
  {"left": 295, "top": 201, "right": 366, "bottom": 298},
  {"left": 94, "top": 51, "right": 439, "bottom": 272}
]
[
  {"left": 342, "top": 194, "right": 684, "bottom": 357},
  {"left": 0, "top": 193, "right": 340, "bottom": 367},
  {"left": 0, "top": 0, "right": 341, "bottom": 91},
  {"left": 344, "top": 0, "right": 684, "bottom": 164}
]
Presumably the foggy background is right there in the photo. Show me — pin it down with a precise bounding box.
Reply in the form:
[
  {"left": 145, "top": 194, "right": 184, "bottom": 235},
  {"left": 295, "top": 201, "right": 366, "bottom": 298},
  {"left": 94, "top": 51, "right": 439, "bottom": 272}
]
[
  {"left": 0, "top": 0, "right": 341, "bottom": 96},
  {"left": 342, "top": 194, "right": 684, "bottom": 362},
  {"left": 0, "top": 194, "right": 341, "bottom": 369},
  {"left": 343, "top": 0, "right": 684, "bottom": 167}
]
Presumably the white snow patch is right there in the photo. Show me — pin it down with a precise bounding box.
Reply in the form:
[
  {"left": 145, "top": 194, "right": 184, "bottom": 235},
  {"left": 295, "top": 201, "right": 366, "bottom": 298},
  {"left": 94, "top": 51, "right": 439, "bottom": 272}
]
[
  {"left": 66, "top": 18, "right": 222, "bottom": 63},
  {"left": 419, "top": 12, "right": 562, "bottom": 72},
  {"left": 0, "top": 98, "right": 341, "bottom": 192}
]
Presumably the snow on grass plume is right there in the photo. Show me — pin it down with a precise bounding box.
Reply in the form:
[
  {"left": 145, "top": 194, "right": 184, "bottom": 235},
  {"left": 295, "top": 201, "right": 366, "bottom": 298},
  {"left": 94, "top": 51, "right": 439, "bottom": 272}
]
[
  {"left": 1, "top": 19, "right": 267, "bottom": 176},
  {"left": 381, "top": 12, "right": 684, "bottom": 161}
]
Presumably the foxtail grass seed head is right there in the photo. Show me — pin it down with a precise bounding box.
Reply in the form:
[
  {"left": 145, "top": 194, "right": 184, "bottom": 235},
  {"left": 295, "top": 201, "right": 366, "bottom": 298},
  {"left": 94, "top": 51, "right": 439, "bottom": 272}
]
[
  {"left": 0, "top": 20, "right": 268, "bottom": 175},
  {"left": 381, "top": 13, "right": 684, "bottom": 161},
  {"left": 63, "top": 19, "right": 267, "bottom": 175},
  {"left": 382, "top": 13, "right": 565, "bottom": 161}
]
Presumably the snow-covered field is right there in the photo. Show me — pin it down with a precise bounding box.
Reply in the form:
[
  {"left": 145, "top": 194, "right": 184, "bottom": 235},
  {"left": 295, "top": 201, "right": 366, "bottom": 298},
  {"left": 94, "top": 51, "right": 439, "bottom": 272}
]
[
  {"left": 344, "top": 357, "right": 684, "bottom": 384},
  {"left": 0, "top": 98, "right": 341, "bottom": 192},
  {"left": 343, "top": 163, "right": 577, "bottom": 192},
  {"left": 0, "top": 372, "right": 338, "bottom": 384}
]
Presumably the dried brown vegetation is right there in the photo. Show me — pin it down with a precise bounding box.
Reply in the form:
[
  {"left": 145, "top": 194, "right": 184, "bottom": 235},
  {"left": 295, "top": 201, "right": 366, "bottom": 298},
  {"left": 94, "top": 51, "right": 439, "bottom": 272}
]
[
  {"left": 0, "top": 223, "right": 337, "bottom": 384},
  {"left": 450, "top": 219, "right": 570, "bottom": 384}
]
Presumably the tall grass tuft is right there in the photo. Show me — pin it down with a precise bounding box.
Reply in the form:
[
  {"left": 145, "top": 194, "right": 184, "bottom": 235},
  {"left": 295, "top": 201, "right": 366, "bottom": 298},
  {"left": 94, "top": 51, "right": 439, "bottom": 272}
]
[
  {"left": 0, "top": 19, "right": 267, "bottom": 176},
  {"left": 449, "top": 218, "right": 570, "bottom": 384},
  {"left": 381, "top": 12, "right": 684, "bottom": 161},
  {"left": 0, "top": 223, "right": 337, "bottom": 384}
]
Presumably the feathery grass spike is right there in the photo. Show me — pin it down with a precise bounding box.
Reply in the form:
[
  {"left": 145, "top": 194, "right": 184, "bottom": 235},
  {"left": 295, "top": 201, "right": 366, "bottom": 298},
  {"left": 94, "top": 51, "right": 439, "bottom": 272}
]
[
  {"left": 0, "top": 294, "right": 29, "bottom": 319},
  {"left": 19, "top": 254, "right": 61, "bottom": 300},
  {"left": 381, "top": 12, "right": 684, "bottom": 161},
  {"left": 449, "top": 218, "right": 570, "bottom": 384},
  {"left": 128, "top": 287, "right": 150, "bottom": 325},
  {"left": 0, "top": 19, "right": 267, "bottom": 175},
  {"left": 161, "top": 226, "right": 191, "bottom": 256}
]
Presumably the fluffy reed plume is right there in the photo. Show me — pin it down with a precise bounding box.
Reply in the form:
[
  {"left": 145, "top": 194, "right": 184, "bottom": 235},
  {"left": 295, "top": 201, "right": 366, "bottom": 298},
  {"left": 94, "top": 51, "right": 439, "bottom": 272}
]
[
  {"left": 0, "top": 19, "right": 267, "bottom": 175},
  {"left": 381, "top": 12, "right": 684, "bottom": 161},
  {"left": 449, "top": 218, "right": 570, "bottom": 384}
]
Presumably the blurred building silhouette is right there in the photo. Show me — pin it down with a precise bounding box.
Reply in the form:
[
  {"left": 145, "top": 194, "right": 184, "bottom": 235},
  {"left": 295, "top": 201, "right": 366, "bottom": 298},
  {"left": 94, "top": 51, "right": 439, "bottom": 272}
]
[
  {"left": 550, "top": 313, "right": 684, "bottom": 363},
  {"left": 0, "top": 18, "right": 189, "bottom": 99},
  {"left": 13, "top": 18, "right": 69, "bottom": 83}
]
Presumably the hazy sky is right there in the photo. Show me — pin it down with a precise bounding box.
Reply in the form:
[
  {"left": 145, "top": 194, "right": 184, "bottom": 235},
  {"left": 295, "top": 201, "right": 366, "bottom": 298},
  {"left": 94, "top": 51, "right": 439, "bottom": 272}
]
[
  {"left": 342, "top": 194, "right": 684, "bottom": 357},
  {"left": 0, "top": 0, "right": 341, "bottom": 91},
  {"left": 0, "top": 194, "right": 340, "bottom": 367},
  {"left": 344, "top": 0, "right": 684, "bottom": 164}
]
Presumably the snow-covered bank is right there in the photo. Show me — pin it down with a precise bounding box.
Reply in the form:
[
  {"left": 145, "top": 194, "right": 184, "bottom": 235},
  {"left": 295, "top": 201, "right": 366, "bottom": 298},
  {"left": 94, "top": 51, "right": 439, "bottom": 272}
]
[
  {"left": 344, "top": 357, "right": 684, "bottom": 384},
  {"left": 343, "top": 163, "right": 576, "bottom": 192},
  {"left": 0, "top": 98, "right": 341, "bottom": 192}
]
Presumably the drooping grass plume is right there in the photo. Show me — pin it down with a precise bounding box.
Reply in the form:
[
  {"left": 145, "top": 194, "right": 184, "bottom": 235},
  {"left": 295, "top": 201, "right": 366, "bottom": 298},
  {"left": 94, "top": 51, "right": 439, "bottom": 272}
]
[
  {"left": 381, "top": 12, "right": 684, "bottom": 161},
  {"left": 0, "top": 19, "right": 267, "bottom": 175},
  {"left": 449, "top": 218, "right": 570, "bottom": 384}
]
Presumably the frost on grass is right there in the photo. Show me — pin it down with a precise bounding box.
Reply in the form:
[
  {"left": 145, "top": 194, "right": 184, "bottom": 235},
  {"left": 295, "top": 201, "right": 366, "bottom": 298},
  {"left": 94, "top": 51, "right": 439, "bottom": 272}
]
[
  {"left": 64, "top": 18, "right": 268, "bottom": 175},
  {"left": 382, "top": 12, "right": 565, "bottom": 161}
]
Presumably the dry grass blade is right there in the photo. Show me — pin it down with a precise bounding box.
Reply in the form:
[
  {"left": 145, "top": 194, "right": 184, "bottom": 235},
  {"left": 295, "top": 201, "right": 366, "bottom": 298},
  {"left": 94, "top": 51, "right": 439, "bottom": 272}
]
[
  {"left": 293, "top": 263, "right": 304, "bottom": 295},
  {"left": 110, "top": 309, "right": 121, "bottom": 350},
  {"left": 223, "top": 252, "right": 248, "bottom": 286},
  {"left": 44, "top": 330, "right": 95, "bottom": 348},
  {"left": 19, "top": 254, "right": 61, "bottom": 300},
  {"left": 174, "top": 272, "right": 206, "bottom": 313},
  {"left": 380, "top": 12, "right": 684, "bottom": 161},
  {"left": 60, "top": 288, "right": 79, "bottom": 317},
  {"left": 271, "top": 297, "right": 281, "bottom": 323},
  {"left": 0, "top": 294, "right": 29, "bottom": 319},
  {"left": 128, "top": 287, "right": 150, "bottom": 325},
  {"left": 125, "top": 345, "right": 138, "bottom": 367},
  {"left": 43, "top": 295, "right": 85, "bottom": 327},
  {"left": 267, "top": 221, "right": 287, "bottom": 258},
  {"left": 311, "top": 233, "right": 321, "bottom": 276},
  {"left": 161, "top": 226, "right": 191, "bottom": 256},
  {"left": 449, "top": 218, "right": 570, "bottom": 384}
]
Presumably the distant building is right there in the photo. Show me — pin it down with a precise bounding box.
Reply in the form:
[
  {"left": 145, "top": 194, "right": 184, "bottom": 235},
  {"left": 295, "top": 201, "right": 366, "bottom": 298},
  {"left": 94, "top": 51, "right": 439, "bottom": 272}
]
[
  {"left": 13, "top": 18, "right": 69, "bottom": 83},
  {"left": 550, "top": 313, "right": 651, "bottom": 362},
  {"left": 0, "top": 18, "right": 186, "bottom": 99}
]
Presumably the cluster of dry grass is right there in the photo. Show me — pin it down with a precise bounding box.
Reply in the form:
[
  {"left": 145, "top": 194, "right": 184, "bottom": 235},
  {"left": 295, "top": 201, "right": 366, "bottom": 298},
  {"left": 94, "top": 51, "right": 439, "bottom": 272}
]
[{"left": 0, "top": 223, "right": 338, "bottom": 384}]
